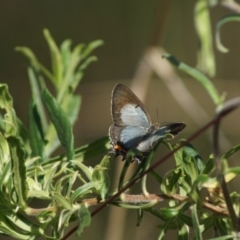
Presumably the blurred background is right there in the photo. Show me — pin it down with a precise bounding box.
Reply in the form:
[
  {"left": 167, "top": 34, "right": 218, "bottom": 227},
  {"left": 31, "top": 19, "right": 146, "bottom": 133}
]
[{"left": 1, "top": 0, "right": 240, "bottom": 239}]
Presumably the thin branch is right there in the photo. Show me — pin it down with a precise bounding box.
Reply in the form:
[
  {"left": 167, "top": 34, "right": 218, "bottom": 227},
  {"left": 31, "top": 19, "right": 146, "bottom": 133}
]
[
  {"left": 80, "top": 193, "right": 228, "bottom": 217},
  {"left": 150, "top": 0, "right": 174, "bottom": 46},
  {"left": 221, "top": 1, "right": 240, "bottom": 14},
  {"left": 213, "top": 97, "right": 240, "bottom": 232}
]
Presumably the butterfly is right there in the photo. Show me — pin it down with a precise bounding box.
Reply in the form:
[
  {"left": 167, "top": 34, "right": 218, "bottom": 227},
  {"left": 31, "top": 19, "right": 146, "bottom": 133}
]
[{"left": 109, "top": 84, "right": 186, "bottom": 162}]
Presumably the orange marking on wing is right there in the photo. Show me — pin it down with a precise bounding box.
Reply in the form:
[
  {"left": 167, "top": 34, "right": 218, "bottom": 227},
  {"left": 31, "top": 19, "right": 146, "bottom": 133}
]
[{"left": 114, "top": 144, "right": 123, "bottom": 152}]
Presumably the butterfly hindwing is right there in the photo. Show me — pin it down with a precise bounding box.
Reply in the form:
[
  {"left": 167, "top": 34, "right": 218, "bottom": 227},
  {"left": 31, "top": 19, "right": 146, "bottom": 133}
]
[
  {"left": 109, "top": 124, "right": 148, "bottom": 151},
  {"left": 136, "top": 123, "right": 186, "bottom": 153}
]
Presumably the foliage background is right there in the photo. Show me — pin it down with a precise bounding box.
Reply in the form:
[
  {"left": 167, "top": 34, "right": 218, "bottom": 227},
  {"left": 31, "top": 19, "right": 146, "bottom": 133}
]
[{"left": 1, "top": 0, "right": 240, "bottom": 239}]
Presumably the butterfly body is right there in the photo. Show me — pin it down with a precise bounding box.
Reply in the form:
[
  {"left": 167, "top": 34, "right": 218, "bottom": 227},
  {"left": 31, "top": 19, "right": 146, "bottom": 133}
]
[{"left": 109, "top": 84, "right": 186, "bottom": 162}]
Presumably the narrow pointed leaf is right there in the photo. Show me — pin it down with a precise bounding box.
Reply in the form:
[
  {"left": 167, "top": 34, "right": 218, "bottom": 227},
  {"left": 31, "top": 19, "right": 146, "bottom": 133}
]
[
  {"left": 77, "top": 204, "right": 91, "bottom": 236},
  {"left": 216, "top": 14, "right": 240, "bottom": 53},
  {"left": 28, "top": 67, "right": 48, "bottom": 131},
  {"left": 0, "top": 84, "right": 18, "bottom": 137},
  {"left": 194, "top": 0, "right": 215, "bottom": 77},
  {"left": 163, "top": 54, "right": 221, "bottom": 106},
  {"left": 41, "top": 88, "right": 74, "bottom": 163},
  {"left": 52, "top": 192, "right": 72, "bottom": 210},
  {"left": 43, "top": 29, "right": 63, "bottom": 86},
  {"left": 81, "top": 40, "right": 104, "bottom": 59},
  {"left": 191, "top": 204, "right": 202, "bottom": 240},
  {"left": 8, "top": 137, "right": 27, "bottom": 208},
  {"left": 15, "top": 47, "right": 55, "bottom": 83},
  {"left": 28, "top": 99, "right": 45, "bottom": 161}
]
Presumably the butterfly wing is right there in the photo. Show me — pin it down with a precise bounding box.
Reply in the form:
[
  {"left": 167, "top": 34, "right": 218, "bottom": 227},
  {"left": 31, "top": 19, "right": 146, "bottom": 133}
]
[
  {"left": 109, "top": 125, "right": 148, "bottom": 151},
  {"left": 111, "top": 84, "right": 152, "bottom": 127},
  {"left": 109, "top": 84, "right": 152, "bottom": 157},
  {"left": 136, "top": 122, "right": 186, "bottom": 153}
]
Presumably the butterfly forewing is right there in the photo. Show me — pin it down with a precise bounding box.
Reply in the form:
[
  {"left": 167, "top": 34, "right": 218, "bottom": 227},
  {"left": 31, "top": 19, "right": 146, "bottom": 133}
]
[{"left": 111, "top": 84, "right": 152, "bottom": 127}]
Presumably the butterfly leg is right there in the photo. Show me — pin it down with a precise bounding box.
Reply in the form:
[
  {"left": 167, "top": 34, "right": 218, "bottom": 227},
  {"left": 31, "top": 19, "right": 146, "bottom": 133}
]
[{"left": 132, "top": 152, "right": 149, "bottom": 163}]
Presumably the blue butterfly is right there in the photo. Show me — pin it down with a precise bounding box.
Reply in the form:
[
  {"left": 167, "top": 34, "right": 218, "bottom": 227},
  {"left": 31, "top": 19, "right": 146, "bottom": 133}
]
[{"left": 109, "top": 84, "right": 186, "bottom": 162}]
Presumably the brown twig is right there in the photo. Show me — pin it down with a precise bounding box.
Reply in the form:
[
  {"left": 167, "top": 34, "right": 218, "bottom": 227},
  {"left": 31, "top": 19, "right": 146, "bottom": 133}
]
[
  {"left": 213, "top": 97, "right": 240, "bottom": 231},
  {"left": 221, "top": 1, "right": 240, "bottom": 14},
  {"left": 79, "top": 193, "right": 228, "bottom": 217}
]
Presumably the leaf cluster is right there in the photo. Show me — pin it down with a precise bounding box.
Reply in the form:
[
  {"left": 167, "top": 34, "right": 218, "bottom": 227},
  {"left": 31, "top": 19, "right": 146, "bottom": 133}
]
[{"left": 0, "top": 29, "right": 109, "bottom": 239}]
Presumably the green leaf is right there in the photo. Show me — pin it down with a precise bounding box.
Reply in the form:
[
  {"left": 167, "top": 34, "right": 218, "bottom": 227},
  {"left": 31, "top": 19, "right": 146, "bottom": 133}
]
[
  {"left": 28, "top": 99, "right": 45, "bottom": 161},
  {"left": 51, "top": 192, "right": 72, "bottom": 210},
  {"left": 191, "top": 204, "right": 202, "bottom": 240},
  {"left": 150, "top": 170, "right": 163, "bottom": 184},
  {"left": 91, "top": 156, "right": 110, "bottom": 200},
  {"left": 118, "top": 155, "right": 132, "bottom": 191},
  {"left": 214, "top": 217, "right": 230, "bottom": 236},
  {"left": 60, "top": 39, "right": 72, "bottom": 73},
  {"left": 0, "top": 213, "right": 37, "bottom": 239},
  {"left": 28, "top": 67, "right": 48, "bottom": 131},
  {"left": 145, "top": 208, "right": 167, "bottom": 221},
  {"left": 65, "top": 171, "right": 78, "bottom": 199},
  {"left": 174, "top": 145, "right": 199, "bottom": 185},
  {"left": 141, "top": 140, "right": 161, "bottom": 195},
  {"left": 193, "top": 174, "right": 213, "bottom": 188},
  {"left": 62, "top": 95, "right": 81, "bottom": 126},
  {"left": 180, "top": 140, "right": 205, "bottom": 173},
  {"left": 160, "top": 207, "right": 179, "bottom": 219},
  {"left": 0, "top": 161, "right": 11, "bottom": 190},
  {"left": 43, "top": 29, "right": 63, "bottom": 87},
  {"left": 0, "top": 84, "right": 18, "bottom": 137},
  {"left": 4, "top": 210, "right": 44, "bottom": 236},
  {"left": 202, "top": 155, "right": 214, "bottom": 175},
  {"left": 227, "top": 167, "right": 240, "bottom": 175},
  {"left": 58, "top": 209, "right": 76, "bottom": 235},
  {"left": 202, "top": 216, "right": 214, "bottom": 233},
  {"left": 77, "top": 204, "right": 91, "bottom": 236},
  {"left": 194, "top": 0, "right": 215, "bottom": 77},
  {"left": 58, "top": 43, "right": 85, "bottom": 103},
  {"left": 15, "top": 47, "right": 55, "bottom": 84},
  {"left": 8, "top": 137, "right": 27, "bottom": 208},
  {"left": 158, "top": 218, "right": 175, "bottom": 240},
  {"left": 222, "top": 144, "right": 240, "bottom": 159},
  {"left": 0, "top": 132, "right": 11, "bottom": 166},
  {"left": 216, "top": 14, "right": 240, "bottom": 53},
  {"left": 136, "top": 209, "right": 143, "bottom": 226},
  {"left": 163, "top": 54, "right": 222, "bottom": 106},
  {"left": 74, "top": 136, "right": 110, "bottom": 161},
  {"left": 43, "top": 162, "right": 61, "bottom": 191},
  {"left": 81, "top": 40, "right": 104, "bottom": 59},
  {"left": 178, "top": 212, "right": 193, "bottom": 227},
  {"left": 41, "top": 88, "right": 74, "bottom": 163},
  {"left": 71, "top": 182, "right": 101, "bottom": 203},
  {"left": 161, "top": 167, "right": 184, "bottom": 196},
  {"left": 69, "top": 56, "right": 98, "bottom": 93},
  {"left": 72, "top": 161, "right": 93, "bottom": 181},
  {"left": 177, "top": 218, "right": 189, "bottom": 240},
  {"left": 44, "top": 97, "right": 80, "bottom": 158}
]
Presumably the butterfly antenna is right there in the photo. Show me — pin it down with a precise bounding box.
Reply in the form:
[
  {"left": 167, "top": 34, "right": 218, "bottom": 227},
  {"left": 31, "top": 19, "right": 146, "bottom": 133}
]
[{"left": 156, "top": 108, "right": 159, "bottom": 121}]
